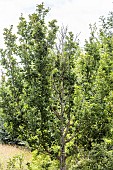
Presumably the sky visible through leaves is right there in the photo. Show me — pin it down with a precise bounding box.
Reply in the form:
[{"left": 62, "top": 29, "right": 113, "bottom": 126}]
[{"left": 0, "top": 0, "right": 113, "bottom": 47}]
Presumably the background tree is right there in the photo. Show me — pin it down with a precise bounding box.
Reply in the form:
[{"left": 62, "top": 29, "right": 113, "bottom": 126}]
[
  {"left": 73, "top": 13, "right": 113, "bottom": 169},
  {"left": 0, "top": 25, "right": 25, "bottom": 143},
  {"left": 0, "top": 3, "right": 58, "bottom": 145}
]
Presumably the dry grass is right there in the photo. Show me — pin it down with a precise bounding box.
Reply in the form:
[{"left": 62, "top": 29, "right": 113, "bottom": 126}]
[{"left": 0, "top": 144, "right": 32, "bottom": 169}]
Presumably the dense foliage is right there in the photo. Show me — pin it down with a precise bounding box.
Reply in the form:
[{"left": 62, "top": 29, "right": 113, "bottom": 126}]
[{"left": 0, "top": 3, "right": 113, "bottom": 170}]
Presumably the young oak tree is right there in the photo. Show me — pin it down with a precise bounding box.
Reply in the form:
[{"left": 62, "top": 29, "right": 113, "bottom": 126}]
[
  {"left": 2, "top": 2, "right": 113, "bottom": 170},
  {"left": 49, "top": 28, "right": 80, "bottom": 170},
  {"left": 0, "top": 3, "right": 80, "bottom": 170}
]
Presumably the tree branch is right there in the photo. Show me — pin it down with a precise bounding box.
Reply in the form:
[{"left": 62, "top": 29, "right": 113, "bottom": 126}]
[
  {"left": 63, "top": 120, "right": 70, "bottom": 139},
  {"left": 65, "top": 134, "right": 75, "bottom": 144},
  {"left": 51, "top": 106, "right": 61, "bottom": 120},
  {"left": 44, "top": 147, "right": 60, "bottom": 160},
  {"left": 63, "top": 120, "right": 74, "bottom": 139}
]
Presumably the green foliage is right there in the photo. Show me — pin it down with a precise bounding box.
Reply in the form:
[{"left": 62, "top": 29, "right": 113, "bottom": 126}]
[
  {"left": 74, "top": 18, "right": 113, "bottom": 151},
  {"left": 29, "top": 151, "right": 59, "bottom": 170},
  {"left": 6, "top": 155, "right": 24, "bottom": 170},
  {"left": 73, "top": 143, "right": 113, "bottom": 170},
  {"left": 0, "top": 3, "right": 58, "bottom": 146},
  {"left": 0, "top": 154, "right": 28, "bottom": 170},
  {"left": 1, "top": 2, "right": 113, "bottom": 170}
]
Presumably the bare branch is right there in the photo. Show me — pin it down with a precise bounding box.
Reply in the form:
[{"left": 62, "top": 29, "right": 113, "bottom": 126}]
[
  {"left": 63, "top": 120, "right": 70, "bottom": 139},
  {"left": 54, "top": 110, "right": 61, "bottom": 120},
  {"left": 51, "top": 106, "right": 61, "bottom": 120},
  {"left": 75, "top": 32, "right": 81, "bottom": 42},
  {"left": 63, "top": 121, "right": 75, "bottom": 139}
]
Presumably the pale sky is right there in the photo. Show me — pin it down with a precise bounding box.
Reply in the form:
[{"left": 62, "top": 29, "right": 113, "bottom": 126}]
[{"left": 0, "top": 0, "right": 113, "bottom": 47}]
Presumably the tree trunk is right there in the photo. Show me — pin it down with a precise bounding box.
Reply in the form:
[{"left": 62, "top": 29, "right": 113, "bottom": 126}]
[{"left": 60, "top": 133, "right": 66, "bottom": 170}]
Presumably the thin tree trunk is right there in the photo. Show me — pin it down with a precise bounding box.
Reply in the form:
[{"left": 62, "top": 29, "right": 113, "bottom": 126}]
[
  {"left": 60, "top": 133, "right": 66, "bottom": 170},
  {"left": 60, "top": 80, "right": 66, "bottom": 170}
]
